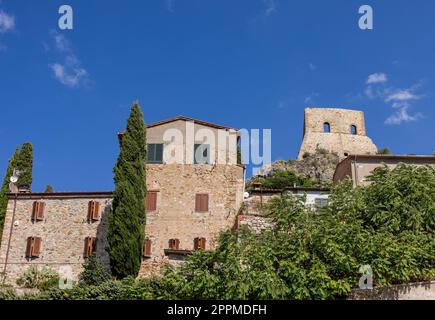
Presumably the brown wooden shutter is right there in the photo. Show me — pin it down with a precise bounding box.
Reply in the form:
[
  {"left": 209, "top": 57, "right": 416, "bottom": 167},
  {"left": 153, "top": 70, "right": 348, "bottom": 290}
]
[
  {"left": 84, "top": 236, "right": 97, "bottom": 257},
  {"left": 26, "top": 237, "right": 33, "bottom": 257},
  {"left": 88, "top": 201, "right": 100, "bottom": 221},
  {"left": 199, "top": 237, "right": 206, "bottom": 250},
  {"left": 93, "top": 201, "right": 100, "bottom": 220},
  {"left": 143, "top": 239, "right": 152, "bottom": 257},
  {"left": 195, "top": 194, "right": 209, "bottom": 212},
  {"left": 169, "top": 239, "right": 180, "bottom": 250},
  {"left": 194, "top": 237, "right": 206, "bottom": 250},
  {"left": 32, "top": 201, "right": 45, "bottom": 221},
  {"left": 146, "top": 192, "right": 157, "bottom": 211},
  {"left": 202, "top": 194, "right": 209, "bottom": 212},
  {"left": 37, "top": 202, "right": 45, "bottom": 221},
  {"left": 32, "top": 237, "right": 42, "bottom": 257}
]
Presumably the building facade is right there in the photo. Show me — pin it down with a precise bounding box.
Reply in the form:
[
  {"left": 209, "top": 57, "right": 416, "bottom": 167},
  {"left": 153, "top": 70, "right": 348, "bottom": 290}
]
[
  {"left": 333, "top": 154, "right": 435, "bottom": 187},
  {"left": 0, "top": 116, "right": 245, "bottom": 285},
  {"left": 298, "top": 108, "right": 378, "bottom": 160}
]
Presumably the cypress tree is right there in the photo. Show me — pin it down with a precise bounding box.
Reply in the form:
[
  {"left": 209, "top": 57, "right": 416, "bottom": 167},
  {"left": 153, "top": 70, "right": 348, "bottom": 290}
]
[
  {"left": 0, "top": 148, "right": 20, "bottom": 236},
  {"left": 108, "top": 102, "right": 147, "bottom": 278},
  {"left": 15, "top": 142, "right": 33, "bottom": 189},
  {"left": 44, "top": 185, "right": 54, "bottom": 193}
]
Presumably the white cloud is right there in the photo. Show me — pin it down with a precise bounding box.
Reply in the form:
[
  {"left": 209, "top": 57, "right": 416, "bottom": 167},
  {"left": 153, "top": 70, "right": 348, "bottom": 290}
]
[
  {"left": 304, "top": 92, "right": 319, "bottom": 104},
  {"left": 385, "top": 89, "right": 421, "bottom": 102},
  {"left": 50, "top": 63, "right": 88, "bottom": 88},
  {"left": 362, "top": 73, "right": 424, "bottom": 125},
  {"left": 48, "top": 31, "right": 90, "bottom": 88},
  {"left": 263, "top": 0, "right": 277, "bottom": 16},
  {"left": 367, "top": 73, "right": 387, "bottom": 84},
  {"left": 0, "top": 10, "right": 14, "bottom": 33},
  {"left": 385, "top": 103, "right": 423, "bottom": 125}
]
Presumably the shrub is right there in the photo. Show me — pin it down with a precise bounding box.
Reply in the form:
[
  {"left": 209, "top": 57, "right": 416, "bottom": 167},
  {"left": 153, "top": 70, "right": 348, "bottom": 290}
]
[
  {"left": 16, "top": 266, "right": 59, "bottom": 291},
  {"left": 78, "top": 255, "right": 112, "bottom": 287}
]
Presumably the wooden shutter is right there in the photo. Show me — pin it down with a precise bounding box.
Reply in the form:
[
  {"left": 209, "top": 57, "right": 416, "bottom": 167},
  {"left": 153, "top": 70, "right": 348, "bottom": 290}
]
[
  {"left": 146, "top": 192, "right": 157, "bottom": 211},
  {"left": 194, "top": 237, "right": 206, "bottom": 250},
  {"left": 195, "top": 194, "right": 209, "bottom": 212},
  {"left": 26, "top": 237, "right": 33, "bottom": 257},
  {"left": 32, "top": 237, "right": 42, "bottom": 257},
  {"left": 37, "top": 202, "right": 45, "bottom": 221},
  {"left": 84, "top": 237, "right": 97, "bottom": 257},
  {"left": 169, "top": 238, "right": 180, "bottom": 250},
  {"left": 26, "top": 237, "right": 42, "bottom": 258},
  {"left": 88, "top": 201, "right": 100, "bottom": 221},
  {"left": 32, "top": 201, "right": 45, "bottom": 221},
  {"left": 143, "top": 239, "right": 152, "bottom": 257}
]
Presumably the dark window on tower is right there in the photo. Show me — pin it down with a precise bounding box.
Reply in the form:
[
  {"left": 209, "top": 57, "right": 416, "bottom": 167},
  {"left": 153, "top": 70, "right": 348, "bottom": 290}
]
[
  {"left": 323, "top": 122, "right": 331, "bottom": 133},
  {"left": 194, "top": 144, "right": 210, "bottom": 164},
  {"left": 147, "top": 144, "right": 164, "bottom": 164},
  {"left": 350, "top": 125, "right": 357, "bottom": 135}
]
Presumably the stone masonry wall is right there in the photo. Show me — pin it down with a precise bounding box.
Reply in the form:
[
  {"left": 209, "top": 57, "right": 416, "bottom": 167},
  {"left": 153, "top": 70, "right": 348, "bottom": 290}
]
[
  {"left": 0, "top": 194, "right": 112, "bottom": 286},
  {"left": 139, "top": 163, "right": 244, "bottom": 277},
  {"left": 348, "top": 281, "right": 435, "bottom": 300},
  {"left": 298, "top": 108, "right": 378, "bottom": 160}
]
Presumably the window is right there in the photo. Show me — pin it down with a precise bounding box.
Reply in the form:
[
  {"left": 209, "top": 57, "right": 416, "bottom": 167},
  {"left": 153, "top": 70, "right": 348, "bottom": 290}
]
[
  {"left": 194, "top": 144, "right": 210, "bottom": 164},
  {"left": 84, "top": 237, "right": 97, "bottom": 257},
  {"left": 146, "top": 191, "right": 158, "bottom": 211},
  {"left": 195, "top": 194, "right": 209, "bottom": 212},
  {"left": 323, "top": 122, "right": 331, "bottom": 133},
  {"left": 87, "top": 201, "right": 100, "bottom": 221},
  {"left": 194, "top": 237, "right": 206, "bottom": 250},
  {"left": 315, "top": 198, "right": 329, "bottom": 208},
  {"left": 143, "top": 239, "right": 152, "bottom": 257},
  {"left": 350, "top": 125, "right": 357, "bottom": 135},
  {"left": 26, "top": 237, "right": 42, "bottom": 258},
  {"left": 168, "top": 239, "right": 180, "bottom": 250},
  {"left": 147, "top": 144, "right": 163, "bottom": 164},
  {"left": 31, "top": 201, "right": 45, "bottom": 222}
]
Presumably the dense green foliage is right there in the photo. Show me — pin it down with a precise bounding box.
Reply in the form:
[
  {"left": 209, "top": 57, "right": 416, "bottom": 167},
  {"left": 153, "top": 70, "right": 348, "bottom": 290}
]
[
  {"left": 16, "top": 266, "right": 59, "bottom": 291},
  {"left": 153, "top": 164, "right": 435, "bottom": 299},
  {"left": 0, "top": 148, "right": 19, "bottom": 236},
  {"left": 108, "top": 102, "right": 147, "bottom": 279},
  {"left": 44, "top": 185, "right": 54, "bottom": 193},
  {"left": 0, "top": 143, "right": 33, "bottom": 236},
  {"left": 248, "top": 169, "right": 316, "bottom": 190},
  {"left": 377, "top": 147, "right": 391, "bottom": 155},
  {"left": 78, "top": 255, "right": 112, "bottom": 287},
  {"left": 15, "top": 142, "right": 33, "bottom": 188},
  {"left": 1, "top": 164, "right": 433, "bottom": 300}
]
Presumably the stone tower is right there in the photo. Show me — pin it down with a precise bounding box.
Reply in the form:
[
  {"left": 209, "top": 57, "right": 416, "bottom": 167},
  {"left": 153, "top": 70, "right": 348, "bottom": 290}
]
[{"left": 298, "top": 108, "right": 377, "bottom": 160}]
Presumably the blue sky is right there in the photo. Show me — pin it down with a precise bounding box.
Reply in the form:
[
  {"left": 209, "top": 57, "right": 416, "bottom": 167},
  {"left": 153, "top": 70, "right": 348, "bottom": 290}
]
[{"left": 0, "top": 0, "right": 434, "bottom": 191}]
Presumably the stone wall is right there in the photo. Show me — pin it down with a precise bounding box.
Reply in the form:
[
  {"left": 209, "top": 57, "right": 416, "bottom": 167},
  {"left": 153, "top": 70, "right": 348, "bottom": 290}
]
[
  {"left": 0, "top": 193, "right": 112, "bottom": 285},
  {"left": 139, "top": 163, "right": 244, "bottom": 276},
  {"left": 348, "top": 281, "right": 435, "bottom": 300},
  {"left": 298, "top": 108, "right": 377, "bottom": 160}
]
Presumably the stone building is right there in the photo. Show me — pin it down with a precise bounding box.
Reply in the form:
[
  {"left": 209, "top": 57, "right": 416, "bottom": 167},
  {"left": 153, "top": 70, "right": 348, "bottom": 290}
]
[
  {"left": 298, "top": 108, "right": 378, "bottom": 160},
  {"left": 0, "top": 116, "right": 245, "bottom": 285},
  {"left": 333, "top": 154, "right": 435, "bottom": 187},
  {"left": 237, "top": 186, "right": 330, "bottom": 233}
]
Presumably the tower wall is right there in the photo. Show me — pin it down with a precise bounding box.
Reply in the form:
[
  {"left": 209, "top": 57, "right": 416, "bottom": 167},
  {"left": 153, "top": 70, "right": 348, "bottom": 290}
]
[{"left": 298, "top": 108, "right": 377, "bottom": 160}]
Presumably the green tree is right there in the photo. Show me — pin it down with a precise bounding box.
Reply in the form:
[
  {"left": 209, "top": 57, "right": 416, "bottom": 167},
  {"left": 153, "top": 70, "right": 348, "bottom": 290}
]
[
  {"left": 377, "top": 147, "right": 391, "bottom": 155},
  {"left": 154, "top": 164, "right": 435, "bottom": 299},
  {"left": 0, "top": 148, "right": 20, "bottom": 236},
  {"left": 44, "top": 185, "right": 54, "bottom": 193},
  {"left": 15, "top": 142, "right": 33, "bottom": 189},
  {"left": 78, "top": 254, "right": 112, "bottom": 286},
  {"left": 108, "top": 102, "right": 147, "bottom": 279}
]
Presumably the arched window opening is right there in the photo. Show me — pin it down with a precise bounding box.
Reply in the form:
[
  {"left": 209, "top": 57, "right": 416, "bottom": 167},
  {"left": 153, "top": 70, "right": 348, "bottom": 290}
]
[
  {"left": 350, "top": 125, "right": 357, "bottom": 135},
  {"left": 323, "top": 122, "right": 331, "bottom": 133}
]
